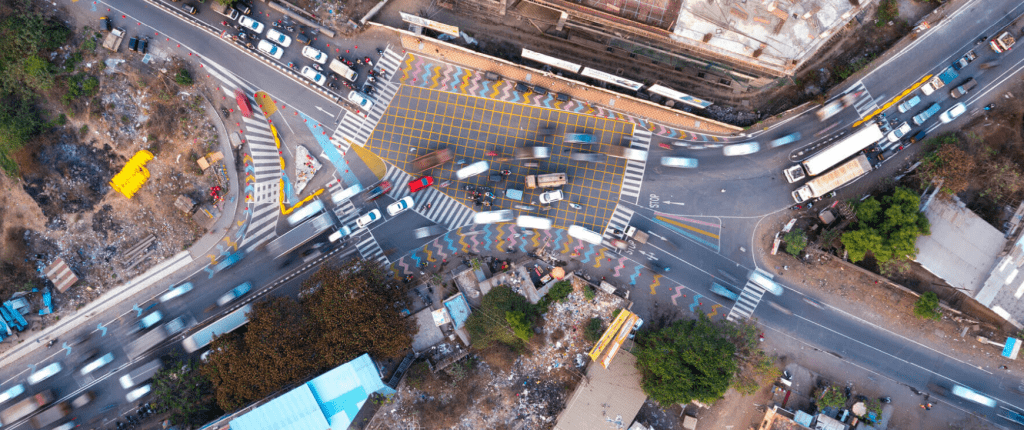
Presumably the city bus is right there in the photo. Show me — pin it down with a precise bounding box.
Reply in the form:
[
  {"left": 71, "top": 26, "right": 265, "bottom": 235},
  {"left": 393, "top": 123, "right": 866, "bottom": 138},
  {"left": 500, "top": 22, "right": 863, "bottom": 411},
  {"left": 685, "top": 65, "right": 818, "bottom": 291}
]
[
  {"left": 784, "top": 123, "right": 883, "bottom": 183},
  {"left": 182, "top": 304, "right": 253, "bottom": 353}
]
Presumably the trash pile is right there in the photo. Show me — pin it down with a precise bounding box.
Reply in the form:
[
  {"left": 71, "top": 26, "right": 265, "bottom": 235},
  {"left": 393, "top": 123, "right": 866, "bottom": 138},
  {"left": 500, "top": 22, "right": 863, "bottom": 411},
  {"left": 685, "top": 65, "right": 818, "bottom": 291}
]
[{"left": 293, "top": 144, "right": 322, "bottom": 195}]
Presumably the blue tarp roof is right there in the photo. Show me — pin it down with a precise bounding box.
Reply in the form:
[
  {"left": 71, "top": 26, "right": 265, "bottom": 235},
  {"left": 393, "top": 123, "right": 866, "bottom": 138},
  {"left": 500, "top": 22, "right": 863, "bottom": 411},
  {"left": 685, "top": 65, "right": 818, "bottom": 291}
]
[
  {"left": 229, "top": 354, "right": 395, "bottom": 430},
  {"left": 443, "top": 293, "right": 470, "bottom": 329}
]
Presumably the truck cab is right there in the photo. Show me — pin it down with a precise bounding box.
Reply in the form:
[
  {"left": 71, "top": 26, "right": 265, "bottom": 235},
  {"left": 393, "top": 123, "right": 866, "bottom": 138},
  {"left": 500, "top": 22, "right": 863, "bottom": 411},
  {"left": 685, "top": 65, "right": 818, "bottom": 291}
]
[{"left": 991, "top": 31, "right": 1015, "bottom": 53}]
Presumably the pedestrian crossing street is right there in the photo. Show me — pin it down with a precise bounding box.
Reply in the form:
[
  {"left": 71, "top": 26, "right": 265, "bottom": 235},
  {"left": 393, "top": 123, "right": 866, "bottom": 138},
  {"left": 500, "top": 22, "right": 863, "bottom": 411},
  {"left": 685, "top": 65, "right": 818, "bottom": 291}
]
[
  {"left": 848, "top": 81, "right": 879, "bottom": 118},
  {"left": 602, "top": 204, "right": 634, "bottom": 242},
  {"left": 241, "top": 112, "right": 282, "bottom": 204},
  {"left": 381, "top": 166, "right": 476, "bottom": 231},
  {"left": 330, "top": 77, "right": 401, "bottom": 154},
  {"left": 241, "top": 203, "right": 281, "bottom": 253},
  {"left": 376, "top": 46, "right": 405, "bottom": 82},
  {"left": 726, "top": 281, "right": 769, "bottom": 322},
  {"left": 620, "top": 129, "right": 651, "bottom": 204}
]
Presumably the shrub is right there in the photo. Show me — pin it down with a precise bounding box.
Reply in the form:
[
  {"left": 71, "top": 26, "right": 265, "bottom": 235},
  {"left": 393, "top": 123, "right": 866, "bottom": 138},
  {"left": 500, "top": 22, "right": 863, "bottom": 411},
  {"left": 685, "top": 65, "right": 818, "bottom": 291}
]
[
  {"left": 547, "top": 281, "right": 572, "bottom": 303},
  {"left": 583, "top": 317, "right": 603, "bottom": 342},
  {"left": 583, "top": 285, "right": 595, "bottom": 301},
  {"left": 913, "top": 291, "right": 942, "bottom": 321},
  {"left": 175, "top": 68, "right": 194, "bottom": 86},
  {"left": 783, "top": 228, "right": 807, "bottom": 256},
  {"left": 875, "top": 0, "right": 899, "bottom": 27}
]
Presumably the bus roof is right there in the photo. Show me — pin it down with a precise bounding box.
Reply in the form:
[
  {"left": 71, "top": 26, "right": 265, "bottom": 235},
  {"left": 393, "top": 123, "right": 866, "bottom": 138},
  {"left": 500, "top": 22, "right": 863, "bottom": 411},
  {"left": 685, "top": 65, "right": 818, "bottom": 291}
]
[
  {"left": 802, "top": 123, "right": 883, "bottom": 176},
  {"left": 183, "top": 304, "right": 253, "bottom": 353}
]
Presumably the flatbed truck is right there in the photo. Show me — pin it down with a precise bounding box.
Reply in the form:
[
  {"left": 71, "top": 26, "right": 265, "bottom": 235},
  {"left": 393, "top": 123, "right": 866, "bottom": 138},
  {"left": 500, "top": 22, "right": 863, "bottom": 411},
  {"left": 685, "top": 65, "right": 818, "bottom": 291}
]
[
  {"left": 791, "top": 154, "right": 872, "bottom": 203},
  {"left": 920, "top": 66, "right": 958, "bottom": 96},
  {"left": 103, "top": 28, "right": 125, "bottom": 52}
]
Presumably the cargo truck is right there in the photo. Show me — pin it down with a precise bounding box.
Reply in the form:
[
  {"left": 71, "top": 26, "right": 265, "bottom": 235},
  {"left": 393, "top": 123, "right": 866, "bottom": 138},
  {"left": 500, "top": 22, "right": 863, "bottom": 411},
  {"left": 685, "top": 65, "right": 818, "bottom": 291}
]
[
  {"left": 525, "top": 173, "right": 566, "bottom": 188},
  {"left": 29, "top": 402, "right": 70, "bottom": 429},
  {"left": 791, "top": 154, "right": 872, "bottom": 203},
  {"left": 210, "top": 2, "right": 240, "bottom": 20},
  {"left": 328, "top": 60, "right": 358, "bottom": 82},
  {"left": 990, "top": 31, "right": 1016, "bottom": 53},
  {"left": 103, "top": 28, "right": 125, "bottom": 52},
  {"left": 118, "top": 358, "right": 163, "bottom": 389},
  {"left": 0, "top": 391, "right": 53, "bottom": 426},
  {"left": 410, "top": 148, "right": 452, "bottom": 173},
  {"left": 920, "top": 66, "right": 958, "bottom": 96},
  {"left": 125, "top": 326, "right": 169, "bottom": 360},
  {"left": 268, "top": 211, "right": 336, "bottom": 256}
]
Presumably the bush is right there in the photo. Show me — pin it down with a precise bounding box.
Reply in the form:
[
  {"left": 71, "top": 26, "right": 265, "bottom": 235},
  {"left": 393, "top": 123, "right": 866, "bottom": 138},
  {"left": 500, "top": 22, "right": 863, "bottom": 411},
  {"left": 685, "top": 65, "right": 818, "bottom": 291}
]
[
  {"left": 506, "top": 311, "right": 532, "bottom": 342},
  {"left": 783, "top": 228, "right": 807, "bottom": 256},
  {"left": 583, "top": 317, "right": 603, "bottom": 342},
  {"left": 875, "top": 0, "right": 899, "bottom": 27},
  {"left": 818, "top": 387, "right": 847, "bottom": 409},
  {"left": 175, "top": 68, "right": 194, "bottom": 86},
  {"left": 547, "top": 281, "right": 572, "bottom": 303},
  {"left": 465, "top": 285, "right": 538, "bottom": 351},
  {"left": 913, "top": 291, "right": 942, "bottom": 321},
  {"left": 583, "top": 285, "right": 595, "bottom": 301}
]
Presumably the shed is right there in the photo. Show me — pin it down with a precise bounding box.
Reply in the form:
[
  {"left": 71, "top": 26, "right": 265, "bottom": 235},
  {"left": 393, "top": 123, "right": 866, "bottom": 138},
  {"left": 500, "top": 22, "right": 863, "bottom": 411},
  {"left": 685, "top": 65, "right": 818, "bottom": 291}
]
[{"left": 44, "top": 258, "right": 78, "bottom": 293}]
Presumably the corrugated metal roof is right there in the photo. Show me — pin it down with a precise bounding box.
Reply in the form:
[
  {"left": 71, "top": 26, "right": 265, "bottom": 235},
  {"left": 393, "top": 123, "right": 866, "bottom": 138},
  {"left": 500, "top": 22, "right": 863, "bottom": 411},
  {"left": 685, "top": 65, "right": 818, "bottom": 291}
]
[
  {"left": 915, "top": 198, "right": 1005, "bottom": 295},
  {"left": 230, "top": 354, "right": 395, "bottom": 430},
  {"left": 555, "top": 350, "right": 646, "bottom": 430}
]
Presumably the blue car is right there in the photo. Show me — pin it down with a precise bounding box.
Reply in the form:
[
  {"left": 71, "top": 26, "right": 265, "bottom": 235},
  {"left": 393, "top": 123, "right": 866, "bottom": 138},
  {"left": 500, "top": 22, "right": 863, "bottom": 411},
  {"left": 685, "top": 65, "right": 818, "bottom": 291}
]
[{"left": 214, "top": 251, "right": 244, "bottom": 272}]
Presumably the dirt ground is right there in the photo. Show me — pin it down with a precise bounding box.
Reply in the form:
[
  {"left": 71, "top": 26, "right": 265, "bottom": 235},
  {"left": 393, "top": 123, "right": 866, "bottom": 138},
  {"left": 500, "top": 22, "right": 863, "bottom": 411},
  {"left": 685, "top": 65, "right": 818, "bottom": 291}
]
[
  {"left": 0, "top": 5, "right": 226, "bottom": 324},
  {"left": 369, "top": 279, "right": 629, "bottom": 430}
]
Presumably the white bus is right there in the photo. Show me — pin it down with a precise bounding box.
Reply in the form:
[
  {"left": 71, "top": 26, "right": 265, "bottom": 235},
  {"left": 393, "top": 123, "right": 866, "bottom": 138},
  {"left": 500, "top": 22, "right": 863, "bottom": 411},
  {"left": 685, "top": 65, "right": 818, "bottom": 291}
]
[
  {"left": 286, "top": 199, "right": 324, "bottom": 226},
  {"left": 182, "top": 304, "right": 253, "bottom": 353},
  {"left": 785, "top": 123, "right": 883, "bottom": 182}
]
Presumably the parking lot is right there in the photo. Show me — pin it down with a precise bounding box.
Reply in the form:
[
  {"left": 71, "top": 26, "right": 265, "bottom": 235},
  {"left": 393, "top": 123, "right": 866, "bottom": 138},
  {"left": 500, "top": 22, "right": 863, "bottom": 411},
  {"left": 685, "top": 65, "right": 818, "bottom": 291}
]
[{"left": 368, "top": 86, "right": 634, "bottom": 232}]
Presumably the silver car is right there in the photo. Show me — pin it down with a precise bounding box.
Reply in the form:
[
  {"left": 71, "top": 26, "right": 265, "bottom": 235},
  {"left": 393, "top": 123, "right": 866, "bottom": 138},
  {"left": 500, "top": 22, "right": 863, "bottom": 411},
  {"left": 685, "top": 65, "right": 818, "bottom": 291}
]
[
  {"left": 473, "top": 210, "right": 514, "bottom": 224},
  {"left": 160, "top": 282, "right": 193, "bottom": 303},
  {"left": 660, "top": 157, "right": 698, "bottom": 168},
  {"left": 723, "top": 142, "right": 760, "bottom": 156},
  {"left": 79, "top": 352, "right": 114, "bottom": 376}
]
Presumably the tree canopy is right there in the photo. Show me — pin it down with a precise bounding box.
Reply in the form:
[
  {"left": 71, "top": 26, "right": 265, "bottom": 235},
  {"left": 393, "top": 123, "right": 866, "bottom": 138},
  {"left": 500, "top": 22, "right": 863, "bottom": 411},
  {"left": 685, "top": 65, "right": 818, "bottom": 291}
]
[
  {"left": 841, "top": 186, "right": 930, "bottom": 263},
  {"left": 151, "top": 355, "right": 222, "bottom": 427},
  {"left": 634, "top": 314, "right": 737, "bottom": 404},
  {"left": 465, "top": 285, "right": 538, "bottom": 351},
  {"left": 201, "top": 260, "right": 414, "bottom": 411}
]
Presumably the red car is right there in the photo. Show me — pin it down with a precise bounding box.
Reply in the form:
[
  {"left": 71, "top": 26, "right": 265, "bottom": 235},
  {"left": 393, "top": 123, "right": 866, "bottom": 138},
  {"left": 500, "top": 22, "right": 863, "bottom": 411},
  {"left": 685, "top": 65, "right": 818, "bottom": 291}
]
[{"left": 409, "top": 176, "right": 434, "bottom": 192}]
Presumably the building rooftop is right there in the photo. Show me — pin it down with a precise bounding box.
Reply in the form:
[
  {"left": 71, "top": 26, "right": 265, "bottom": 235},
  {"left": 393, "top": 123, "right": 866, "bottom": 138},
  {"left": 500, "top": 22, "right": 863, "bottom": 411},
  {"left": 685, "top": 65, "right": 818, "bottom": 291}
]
[
  {"left": 977, "top": 230, "right": 1024, "bottom": 328},
  {"left": 915, "top": 197, "right": 1005, "bottom": 297},
  {"left": 555, "top": 350, "right": 647, "bottom": 430},
  {"left": 229, "top": 354, "right": 395, "bottom": 430}
]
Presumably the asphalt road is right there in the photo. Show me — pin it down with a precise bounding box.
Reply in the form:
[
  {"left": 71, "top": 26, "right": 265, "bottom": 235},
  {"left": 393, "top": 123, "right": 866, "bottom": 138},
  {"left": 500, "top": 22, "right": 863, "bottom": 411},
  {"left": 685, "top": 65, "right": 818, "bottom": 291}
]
[{"left": 12, "top": 0, "right": 1024, "bottom": 427}]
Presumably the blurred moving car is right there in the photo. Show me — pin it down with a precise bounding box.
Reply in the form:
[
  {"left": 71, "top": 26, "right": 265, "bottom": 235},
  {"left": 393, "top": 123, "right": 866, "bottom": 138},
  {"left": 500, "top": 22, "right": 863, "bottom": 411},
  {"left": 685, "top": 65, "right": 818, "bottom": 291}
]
[
  {"left": 356, "top": 209, "right": 382, "bottom": 228},
  {"left": 660, "top": 157, "right": 698, "bottom": 168},
  {"left": 386, "top": 196, "right": 414, "bottom": 216},
  {"left": 723, "top": 141, "right": 760, "bottom": 156},
  {"left": 218, "top": 282, "right": 252, "bottom": 307},
  {"left": 160, "top": 282, "right": 193, "bottom": 303}
]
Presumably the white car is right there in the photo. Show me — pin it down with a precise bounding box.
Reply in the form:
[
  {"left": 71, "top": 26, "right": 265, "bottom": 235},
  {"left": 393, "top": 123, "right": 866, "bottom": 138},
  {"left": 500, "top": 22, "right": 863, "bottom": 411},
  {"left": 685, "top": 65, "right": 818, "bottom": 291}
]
[
  {"left": 347, "top": 91, "right": 374, "bottom": 111},
  {"left": 126, "top": 385, "right": 151, "bottom": 402},
  {"left": 138, "top": 311, "right": 162, "bottom": 331},
  {"left": 0, "top": 384, "right": 24, "bottom": 404},
  {"left": 79, "top": 352, "right": 115, "bottom": 376},
  {"left": 160, "top": 282, "right": 193, "bottom": 303},
  {"left": 886, "top": 122, "right": 911, "bottom": 142},
  {"left": 473, "top": 209, "right": 514, "bottom": 224},
  {"left": 387, "top": 196, "right": 414, "bottom": 216},
  {"left": 939, "top": 102, "right": 966, "bottom": 124},
  {"left": 266, "top": 29, "right": 291, "bottom": 47},
  {"left": 723, "top": 141, "right": 760, "bottom": 156},
  {"left": 660, "top": 157, "right": 698, "bottom": 168},
  {"left": 301, "top": 46, "right": 328, "bottom": 64},
  {"left": 257, "top": 40, "right": 283, "bottom": 60},
  {"left": 538, "top": 190, "right": 564, "bottom": 204},
  {"left": 356, "top": 209, "right": 382, "bottom": 228},
  {"left": 301, "top": 66, "right": 326, "bottom": 86},
  {"left": 27, "top": 363, "right": 63, "bottom": 385},
  {"left": 238, "top": 16, "right": 264, "bottom": 34},
  {"left": 455, "top": 161, "right": 489, "bottom": 180}
]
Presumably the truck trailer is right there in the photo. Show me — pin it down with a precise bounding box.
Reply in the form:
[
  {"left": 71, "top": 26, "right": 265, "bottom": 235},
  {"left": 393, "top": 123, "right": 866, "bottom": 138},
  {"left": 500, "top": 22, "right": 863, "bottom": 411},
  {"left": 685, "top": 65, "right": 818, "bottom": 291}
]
[
  {"left": 791, "top": 154, "right": 872, "bottom": 203},
  {"left": 29, "top": 402, "right": 70, "bottom": 429},
  {"left": 0, "top": 391, "right": 53, "bottom": 426}
]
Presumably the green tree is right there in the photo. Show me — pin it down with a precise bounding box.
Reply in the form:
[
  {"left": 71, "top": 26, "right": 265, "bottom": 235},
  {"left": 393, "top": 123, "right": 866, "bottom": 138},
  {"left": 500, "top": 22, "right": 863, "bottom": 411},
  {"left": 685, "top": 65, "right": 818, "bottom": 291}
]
[
  {"left": 783, "top": 228, "right": 807, "bottom": 256},
  {"left": 583, "top": 317, "right": 604, "bottom": 342},
  {"left": 175, "top": 68, "right": 194, "bottom": 86},
  {"left": 913, "top": 291, "right": 942, "bottom": 321},
  {"left": 0, "top": 95, "right": 46, "bottom": 175},
  {"left": 465, "top": 285, "right": 537, "bottom": 351},
  {"left": 506, "top": 311, "right": 532, "bottom": 342},
  {"left": 547, "top": 281, "right": 572, "bottom": 303},
  {"left": 818, "top": 387, "right": 846, "bottom": 409},
  {"left": 635, "top": 314, "right": 737, "bottom": 404},
  {"left": 841, "top": 187, "right": 930, "bottom": 263},
  {"left": 152, "top": 355, "right": 222, "bottom": 427}
]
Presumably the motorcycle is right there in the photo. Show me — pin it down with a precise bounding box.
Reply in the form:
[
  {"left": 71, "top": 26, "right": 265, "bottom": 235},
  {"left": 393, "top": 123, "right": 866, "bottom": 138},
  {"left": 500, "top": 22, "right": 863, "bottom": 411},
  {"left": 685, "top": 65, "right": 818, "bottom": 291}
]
[
  {"left": 985, "top": 103, "right": 995, "bottom": 111},
  {"left": 440, "top": 180, "right": 451, "bottom": 188},
  {"left": 272, "top": 21, "right": 282, "bottom": 28},
  {"left": 237, "top": 32, "right": 248, "bottom": 40},
  {"left": 377, "top": 48, "right": 384, "bottom": 55},
  {"left": 367, "top": 76, "right": 376, "bottom": 83},
  {"left": 221, "top": 20, "right": 230, "bottom": 27},
  {"left": 312, "top": 63, "right": 323, "bottom": 72},
  {"left": 568, "top": 202, "right": 582, "bottom": 209},
  {"left": 486, "top": 151, "right": 498, "bottom": 157},
  {"left": 328, "top": 82, "right": 338, "bottom": 90},
  {"left": 364, "top": 57, "right": 373, "bottom": 67},
  {"left": 500, "top": 170, "right": 511, "bottom": 176}
]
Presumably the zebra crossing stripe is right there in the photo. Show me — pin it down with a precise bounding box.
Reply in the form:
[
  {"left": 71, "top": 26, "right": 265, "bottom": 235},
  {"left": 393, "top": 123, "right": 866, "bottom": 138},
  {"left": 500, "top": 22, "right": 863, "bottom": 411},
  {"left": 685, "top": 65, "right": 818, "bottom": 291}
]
[
  {"left": 618, "top": 130, "right": 651, "bottom": 203},
  {"left": 726, "top": 283, "right": 766, "bottom": 322},
  {"left": 603, "top": 205, "right": 635, "bottom": 240},
  {"left": 199, "top": 56, "right": 257, "bottom": 94}
]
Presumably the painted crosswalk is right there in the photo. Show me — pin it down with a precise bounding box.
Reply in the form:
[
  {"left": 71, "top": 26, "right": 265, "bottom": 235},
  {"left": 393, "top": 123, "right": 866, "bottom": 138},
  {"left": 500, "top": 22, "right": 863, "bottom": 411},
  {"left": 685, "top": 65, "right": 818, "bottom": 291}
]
[
  {"left": 331, "top": 78, "right": 401, "bottom": 153},
  {"left": 354, "top": 233, "right": 388, "bottom": 265},
  {"left": 241, "top": 111, "right": 282, "bottom": 204},
  {"left": 381, "top": 166, "right": 476, "bottom": 231},
  {"left": 726, "top": 281, "right": 768, "bottom": 322},
  {"left": 619, "top": 129, "right": 651, "bottom": 204},
  {"left": 241, "top": 203, "right": 280, "bottom": 253},
  {"left": 603, "top": 204, "right": 635, "bottom": 241},
  {"left": 376, "top": 46, "right": 405, "bottom": 82},
  {"left": 847, "top": 82, "right": 879, "bottom": 118}
]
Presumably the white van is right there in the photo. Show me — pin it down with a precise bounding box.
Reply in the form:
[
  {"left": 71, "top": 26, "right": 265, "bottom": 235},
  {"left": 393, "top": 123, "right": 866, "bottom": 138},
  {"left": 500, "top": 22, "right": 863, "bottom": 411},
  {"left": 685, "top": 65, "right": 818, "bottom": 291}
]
[
  {"left": 328, "top": 226, "right": 352, "bottom": 242},
  {"left": 516, "top": 215, "right": 552, "bottom": 230},
  {"left": 456, "top": 161, "right": 489, "bottom": 180},
  {"left": 328, "top": 59, "right": 358, "bottom": 82},
  {"left": 567, "top": 225, "right": 602, "bottom": 245},
  {"left": 474, "top": 210, "right": 514, "bottom": 224},
  {"left": 748, "top": 269, "right": 783, "bottom": 296},
  {"left": 286, "top": 200, "right": 324, "bottom": 226}
]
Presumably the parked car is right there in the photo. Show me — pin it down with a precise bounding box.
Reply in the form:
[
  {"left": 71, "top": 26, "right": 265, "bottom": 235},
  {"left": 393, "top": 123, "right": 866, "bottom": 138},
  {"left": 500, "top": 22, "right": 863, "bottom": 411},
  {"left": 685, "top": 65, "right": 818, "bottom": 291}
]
[
  {"left": 257, "top": 40, "right": 283, "bottom": 59},
  {"left": 182, "top": 3, "right": 198, "bottom": 14},
  {"left": 722, "top": 141, "right": 760, "bottom": 156},
  {"left": 939, "top": 102, "right": 966, "bottom": 123},
  {"left": 300, "top": 66, "right": 326, "bottom": 86},
  {"left": 660, "top": 157, "right": 698, "bottom": 168},
  {"left": 386, "top": 196, "right": 414, "bottom": 216},
  {"left": 301, "top": 46, "right": 328, "bottom": 64},
  {"left": 886, "top": 122, "right": 911, "bottom": 142},
  {"left": 237, "top": 16, "right": 264, "bottom": 34},
  {"left": 897, "top": 95, "right": 921, "bottom": 113},
  {"left": 347, "top": 91, "right": 374, "bottom": 111},
  {"left": 233, "top": 1, "right": 252, "bottom": 15},
  {"left": 356, "top": 209, "right": 382, "bottom": 228},
  {"left": 409, "top": 176, "right": 434, "bottom": 192},
  {"left": 538, "top": 189, "right": 564, "bottom": 204},
  {"left": 160, "top": 282, "right": 193, "bottom": 303},
  {"left": 217, "top": 282, "right": 252, "bottom": 307},
  {"left": 295, "top": 33, "right": 311, "bottom": 45},
  {"left": 265, "top": 29, "right": 291, "bottom": 47}
]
